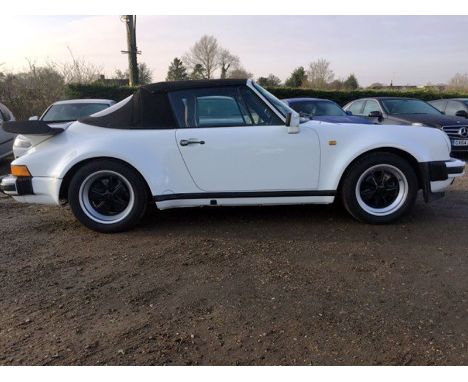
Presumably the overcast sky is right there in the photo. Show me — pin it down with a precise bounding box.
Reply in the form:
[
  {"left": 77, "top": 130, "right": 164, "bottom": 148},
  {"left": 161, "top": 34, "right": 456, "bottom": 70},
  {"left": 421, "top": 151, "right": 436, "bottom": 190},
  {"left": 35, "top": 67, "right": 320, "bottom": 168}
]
[{"left": 1, "top": 15, "right": 467, "bottom": 86}]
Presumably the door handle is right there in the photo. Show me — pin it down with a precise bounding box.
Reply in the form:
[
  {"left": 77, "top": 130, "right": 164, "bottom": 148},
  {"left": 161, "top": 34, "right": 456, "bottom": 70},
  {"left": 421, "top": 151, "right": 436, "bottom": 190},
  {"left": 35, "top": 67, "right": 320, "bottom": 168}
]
[{"left": 180, "top": 139, "right": 205, "bottom": 146}]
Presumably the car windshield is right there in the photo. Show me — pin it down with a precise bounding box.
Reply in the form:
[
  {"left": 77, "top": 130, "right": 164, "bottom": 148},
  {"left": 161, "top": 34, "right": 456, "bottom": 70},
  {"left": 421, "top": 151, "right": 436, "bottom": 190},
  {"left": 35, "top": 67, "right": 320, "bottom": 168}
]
[
  {"left": 289, "top": 100, "right": 346, "bottom": 117},
  {"left": 252, "top": 82, "right": 293, "bottom": 119},
  {"left": 42, "top": 103, "right": 111, "bottom": 122},
  {"left": 381, "top": 99, "right": 441, "bottom": 115}
]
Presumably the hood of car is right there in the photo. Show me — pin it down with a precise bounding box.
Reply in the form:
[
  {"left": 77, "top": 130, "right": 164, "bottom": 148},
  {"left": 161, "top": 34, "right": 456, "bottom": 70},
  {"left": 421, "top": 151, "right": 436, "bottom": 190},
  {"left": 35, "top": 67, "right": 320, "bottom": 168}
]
[
  {"left": 390, "top": 113, "right": 467, "bottom": 127},
  {"left": 310, "top": 115, "right": 373, "bottom": 124}
]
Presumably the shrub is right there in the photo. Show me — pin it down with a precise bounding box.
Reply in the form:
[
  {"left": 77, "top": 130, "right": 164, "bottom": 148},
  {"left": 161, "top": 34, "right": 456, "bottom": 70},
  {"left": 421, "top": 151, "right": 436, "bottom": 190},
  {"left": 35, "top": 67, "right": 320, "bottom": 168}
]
[{"left": 65, "top": 83, "right": 137, "bottom": 102}]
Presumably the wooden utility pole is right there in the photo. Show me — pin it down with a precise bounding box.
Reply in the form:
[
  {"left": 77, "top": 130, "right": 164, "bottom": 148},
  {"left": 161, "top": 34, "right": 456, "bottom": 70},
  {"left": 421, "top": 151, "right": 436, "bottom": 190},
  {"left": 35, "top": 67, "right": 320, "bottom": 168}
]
[{"left": 121, "top": 15, "right": 140, "bottom": 86}]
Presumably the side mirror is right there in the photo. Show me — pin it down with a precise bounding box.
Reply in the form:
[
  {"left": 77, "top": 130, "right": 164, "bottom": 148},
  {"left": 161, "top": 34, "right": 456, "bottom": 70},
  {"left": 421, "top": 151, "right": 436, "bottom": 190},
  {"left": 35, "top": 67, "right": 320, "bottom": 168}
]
[
  {"left": 455, "top": 110, "right": 468, "bottom": 118},
  {"left": 345, "top": 110, "right": 353, "bottom": 116},
  {"left": 368, "top": 110, "right": 382, "bottom": 118},
  {"left": 286, "top": 112, "right": 300, "bottom": 134},
  {"left": 368, "top": 110, "right": 383, "bottom": 120},
  {"left": 29, "top": 116, "right": 39, "bottom": 121}
]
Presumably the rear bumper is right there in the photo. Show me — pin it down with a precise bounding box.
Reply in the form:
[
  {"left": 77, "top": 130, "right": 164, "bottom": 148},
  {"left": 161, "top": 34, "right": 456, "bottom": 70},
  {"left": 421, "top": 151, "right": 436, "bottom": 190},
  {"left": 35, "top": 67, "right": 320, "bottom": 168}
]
[
  {"left": 419, "top": 158, "right": 465, "bottom": 202},
  {"left": 0, "top": 175, "right": 33, "bottom": 196},
  {"left": 0, "top": 175, "right": 60, "bottom": 205}
]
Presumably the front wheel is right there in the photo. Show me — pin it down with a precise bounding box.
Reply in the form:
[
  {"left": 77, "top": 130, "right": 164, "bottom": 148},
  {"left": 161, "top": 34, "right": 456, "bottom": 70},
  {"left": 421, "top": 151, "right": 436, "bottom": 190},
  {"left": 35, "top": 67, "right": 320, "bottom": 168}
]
[
  {"left": 341, "top": 153, "right": 418, "bottom": 224},
  {"left": 68, "top": 160, "right": 148, "bottom": 233}
]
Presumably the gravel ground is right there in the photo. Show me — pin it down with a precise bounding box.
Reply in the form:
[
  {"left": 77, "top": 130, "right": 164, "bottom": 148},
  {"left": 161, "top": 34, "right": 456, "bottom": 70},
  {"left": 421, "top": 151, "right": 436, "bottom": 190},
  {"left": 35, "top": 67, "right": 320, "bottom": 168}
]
[{"left": 0, "top": 155, "right": 467, "bottom": 365}]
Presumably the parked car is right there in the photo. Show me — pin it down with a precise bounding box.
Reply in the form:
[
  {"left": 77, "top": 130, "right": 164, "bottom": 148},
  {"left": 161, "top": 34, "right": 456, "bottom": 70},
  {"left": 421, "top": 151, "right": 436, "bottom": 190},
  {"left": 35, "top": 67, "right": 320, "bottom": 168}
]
[
  {"left": 343, "top": 97, "right": 468, "bottom": 153},
  {"left": 13, "top": 99, "right": 115, "bottom": 158},
  {"left": 1, "top": 79, "right": 464, "bottom": 232},
  {"left": 0, "top": 102, "right": 16, "bottom": 160},
  {"left": 282, "top": 98, "right": 372, "bottom": 124},
  {"left": 429, "top": 98, "right": 468, "bottom": 118}
]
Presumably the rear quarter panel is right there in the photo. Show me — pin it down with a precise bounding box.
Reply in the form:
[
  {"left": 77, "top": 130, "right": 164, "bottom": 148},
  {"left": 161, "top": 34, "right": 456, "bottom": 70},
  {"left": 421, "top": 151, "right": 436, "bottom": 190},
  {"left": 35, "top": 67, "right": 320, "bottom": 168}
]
[{"left": 12, "top": 122, "right": 200, "bottom": 197}]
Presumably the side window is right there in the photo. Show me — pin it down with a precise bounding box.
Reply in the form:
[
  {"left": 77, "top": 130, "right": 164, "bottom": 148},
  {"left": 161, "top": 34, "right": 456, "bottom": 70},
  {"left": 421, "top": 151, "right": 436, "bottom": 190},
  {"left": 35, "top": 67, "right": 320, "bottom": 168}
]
[
  {"left": 445, "top": 101, "right": 463, "bottom": 116},
  {"left": 362, "top": 100, "right": 381, "bottom": 116},
  {"left": 347, "top": 100, "right": 365, "bottom": 115},
  {"left": 168, "top": 86, "right": 282, "bottom": 128},
  {"left": 239, "top": 87, "right": 283, "bottom": 125},
  {"left": 430, "top": 100, "right": 447, "bottom": 113}
]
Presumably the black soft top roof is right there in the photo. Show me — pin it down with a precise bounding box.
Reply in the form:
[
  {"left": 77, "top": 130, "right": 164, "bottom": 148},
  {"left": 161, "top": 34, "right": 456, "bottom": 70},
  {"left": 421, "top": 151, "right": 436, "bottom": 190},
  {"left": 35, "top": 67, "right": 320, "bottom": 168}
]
[
  {"left": 143, "top": 79, "right": 248, "bottom": 93},
  {"left": 80, "top": 79, "right": 249, "bottom": 129}
]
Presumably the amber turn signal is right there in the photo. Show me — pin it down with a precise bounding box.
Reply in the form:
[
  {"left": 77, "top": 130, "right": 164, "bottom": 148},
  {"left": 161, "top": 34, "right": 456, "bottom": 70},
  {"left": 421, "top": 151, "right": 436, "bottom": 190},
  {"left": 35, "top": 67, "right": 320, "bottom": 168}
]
[{"left": 11, "top": 165, "right": 31, "bottom": 177}]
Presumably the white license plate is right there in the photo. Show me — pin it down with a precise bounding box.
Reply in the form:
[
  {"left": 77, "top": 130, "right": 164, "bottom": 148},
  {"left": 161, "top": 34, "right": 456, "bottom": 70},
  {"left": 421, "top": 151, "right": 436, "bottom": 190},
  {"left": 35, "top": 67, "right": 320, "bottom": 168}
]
[{"left": 452, "top": 139, "right": 468, "bottom": 146}]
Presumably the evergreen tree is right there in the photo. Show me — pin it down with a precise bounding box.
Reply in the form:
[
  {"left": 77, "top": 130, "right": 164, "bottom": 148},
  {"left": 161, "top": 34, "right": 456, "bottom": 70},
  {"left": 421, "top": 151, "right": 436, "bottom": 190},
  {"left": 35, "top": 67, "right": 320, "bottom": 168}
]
[
  {"left": 343, "top": 74, "right": 359, "bottom": 90},
  {"left": 166, "top": 58, "right": 188, "bottom": 81},
  {"left": 285, "top": 66, "right": 306, "bottom": 87},
  {"left": 257, "top": 74, "right": 282, "bottom": 87},
  {"left": 190, "top": 64, "right": 206, "bottom": 80}
]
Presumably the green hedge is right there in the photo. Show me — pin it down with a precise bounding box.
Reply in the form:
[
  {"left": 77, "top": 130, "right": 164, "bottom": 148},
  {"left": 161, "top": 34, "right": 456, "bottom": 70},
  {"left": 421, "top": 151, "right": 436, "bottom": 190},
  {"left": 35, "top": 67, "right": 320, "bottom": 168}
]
[
  {"left": 65, "top": 83, "right": 468, "bottom": 107},
  {"left": 65, "top": 83, "right": 137, "bottom": 102}
]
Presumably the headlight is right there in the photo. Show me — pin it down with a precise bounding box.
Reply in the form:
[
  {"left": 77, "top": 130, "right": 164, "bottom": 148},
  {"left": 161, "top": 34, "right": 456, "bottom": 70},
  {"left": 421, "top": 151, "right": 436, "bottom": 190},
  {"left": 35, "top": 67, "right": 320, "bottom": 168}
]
[{"left": 13, "top": 135, "right": 32, "bottom": 149}]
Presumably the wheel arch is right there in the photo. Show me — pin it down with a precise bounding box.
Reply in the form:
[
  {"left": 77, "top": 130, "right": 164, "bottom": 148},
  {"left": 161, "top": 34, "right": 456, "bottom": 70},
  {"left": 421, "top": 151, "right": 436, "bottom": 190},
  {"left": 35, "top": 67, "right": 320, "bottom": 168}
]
[
  {"left": 336, "top": 147, "right": 423, "bottom": 194},
  {"left": 59, "top": 156, "right": 152, "bottom": 202}
]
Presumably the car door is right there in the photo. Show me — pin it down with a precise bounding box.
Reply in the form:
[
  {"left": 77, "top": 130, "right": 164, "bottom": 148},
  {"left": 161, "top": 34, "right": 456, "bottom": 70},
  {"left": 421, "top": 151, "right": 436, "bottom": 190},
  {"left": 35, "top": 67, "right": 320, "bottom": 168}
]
[{"left": 170, "top": 85, "right": 321, "bottom": 192}]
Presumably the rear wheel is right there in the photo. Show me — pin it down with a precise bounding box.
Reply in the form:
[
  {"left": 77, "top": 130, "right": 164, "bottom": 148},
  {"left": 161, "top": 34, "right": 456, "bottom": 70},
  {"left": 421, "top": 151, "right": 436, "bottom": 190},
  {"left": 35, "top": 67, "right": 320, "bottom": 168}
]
[
  {"left": 341, "top": 153, "right": 418, "bottom": 224},
  {"left": 68, "top": 160, "right": 148, "bottom": 233}
]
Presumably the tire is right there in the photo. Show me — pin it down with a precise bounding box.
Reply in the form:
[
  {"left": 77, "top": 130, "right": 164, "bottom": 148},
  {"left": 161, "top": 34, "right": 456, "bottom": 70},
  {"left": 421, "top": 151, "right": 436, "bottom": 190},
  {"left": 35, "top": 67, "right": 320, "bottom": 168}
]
[
  {"left": 68, "top": 159, "right": 148, "bottom": 233},
  {"left": 341, "top": 152, "right": 418, "bottom": 224}
]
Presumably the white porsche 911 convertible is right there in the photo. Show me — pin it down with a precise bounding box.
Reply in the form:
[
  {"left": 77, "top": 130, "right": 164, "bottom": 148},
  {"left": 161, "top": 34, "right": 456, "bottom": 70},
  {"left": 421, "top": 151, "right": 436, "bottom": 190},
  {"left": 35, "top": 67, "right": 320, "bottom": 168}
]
[{"left": 0, "top": 79, "right": 465, "bottom": 232}]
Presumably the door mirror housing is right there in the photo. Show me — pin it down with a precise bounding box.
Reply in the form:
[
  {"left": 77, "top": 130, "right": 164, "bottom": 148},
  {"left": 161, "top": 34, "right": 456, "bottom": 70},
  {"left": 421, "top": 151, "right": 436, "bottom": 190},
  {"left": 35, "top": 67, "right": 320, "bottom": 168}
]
[
  {"left": 455, "top": 110, "right": 468, "bottom": 118},
  {"left": 286, "top": 112, "right": 300, "bottom": 134},
  {"left": 345, "top": 110, "right": 353, "bottom": 116},
  {"left": 368, "top": 110, "right": 383, "bottom": 119},
  {"left": 29, "top": 116, "right": 39, "bottom": 121}
]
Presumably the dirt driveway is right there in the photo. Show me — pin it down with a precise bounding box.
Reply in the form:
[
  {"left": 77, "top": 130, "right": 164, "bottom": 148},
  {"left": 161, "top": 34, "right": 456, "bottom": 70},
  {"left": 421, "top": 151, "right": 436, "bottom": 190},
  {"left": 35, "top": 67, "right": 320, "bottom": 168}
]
[{"left": 0, "top": 156, "right": 467, "bottom": 365}]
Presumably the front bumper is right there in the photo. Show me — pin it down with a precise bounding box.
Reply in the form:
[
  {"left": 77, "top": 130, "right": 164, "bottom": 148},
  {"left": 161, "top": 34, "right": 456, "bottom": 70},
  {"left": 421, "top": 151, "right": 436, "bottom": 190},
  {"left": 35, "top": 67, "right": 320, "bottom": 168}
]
[{"left": 419, "top": 158, "right": 465, "bottom": 202}]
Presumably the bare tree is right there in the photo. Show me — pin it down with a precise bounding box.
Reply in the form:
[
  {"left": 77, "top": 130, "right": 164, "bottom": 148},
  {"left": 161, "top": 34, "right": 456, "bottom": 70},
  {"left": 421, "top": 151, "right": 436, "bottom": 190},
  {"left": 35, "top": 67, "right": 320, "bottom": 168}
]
[
  {"left": 0, "top": 61, "right": 65, "bottom": 120},
  {"left": 307, "top": 58, "right": 335, "bottom": 89},
  {"left": 218, "top": 48, "right": 240, "bottom": 79},
  {"left": 447, "top": 73, "right": 468, "bottom": 91},
  {"left": 183, "top": 35, "right": 220, "bottom": 79},
  {"left": 57, "top": 47, "right": 103, "bottom": 84}
]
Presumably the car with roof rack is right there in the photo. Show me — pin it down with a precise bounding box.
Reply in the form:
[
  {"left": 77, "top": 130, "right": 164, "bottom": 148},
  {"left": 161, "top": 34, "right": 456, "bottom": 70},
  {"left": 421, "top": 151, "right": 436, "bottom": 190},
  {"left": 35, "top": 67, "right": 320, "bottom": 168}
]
[{"left": 0, "top": 80, "right": 464, "bottom": 232}]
